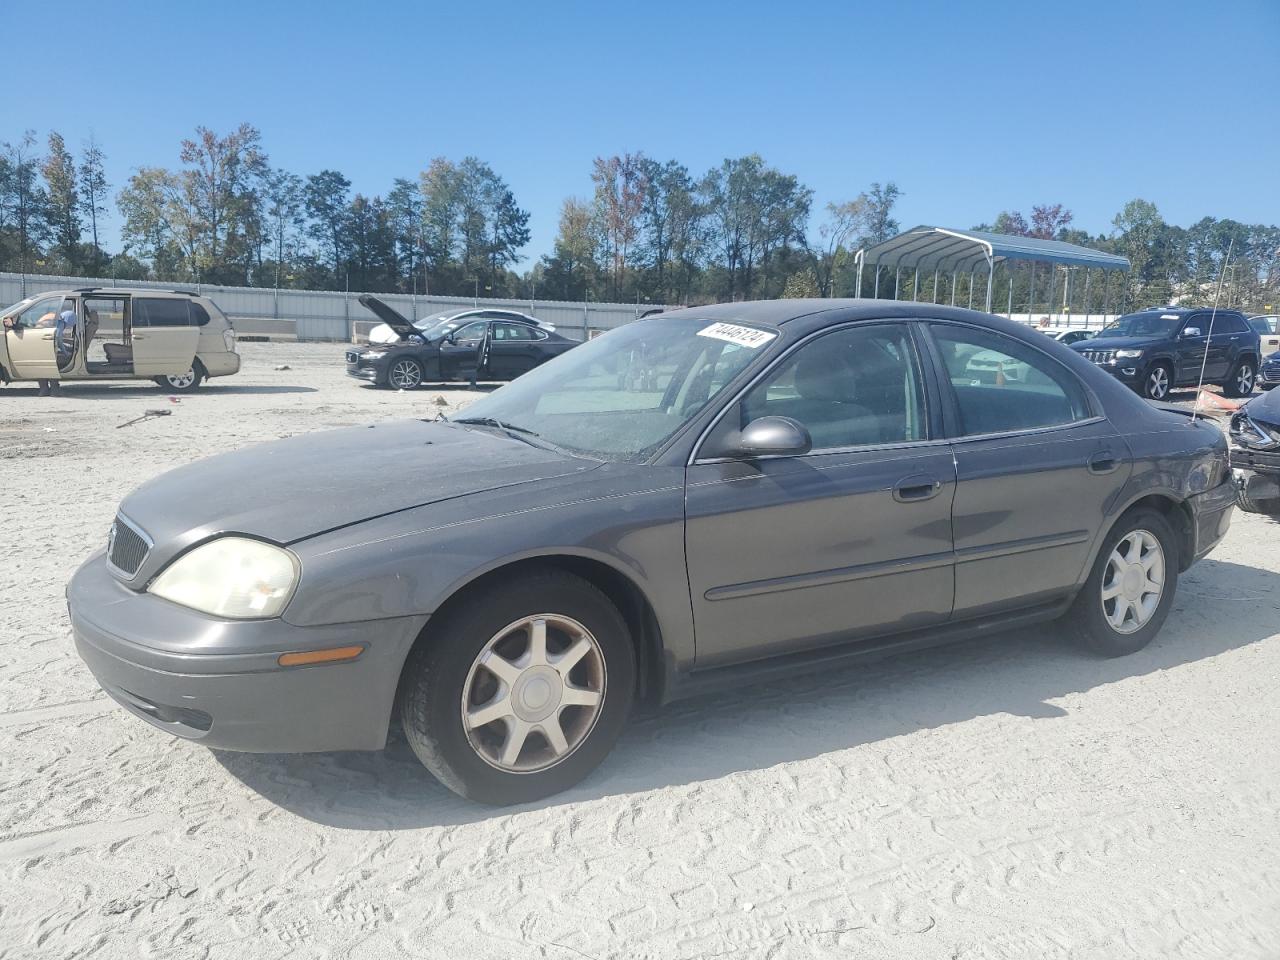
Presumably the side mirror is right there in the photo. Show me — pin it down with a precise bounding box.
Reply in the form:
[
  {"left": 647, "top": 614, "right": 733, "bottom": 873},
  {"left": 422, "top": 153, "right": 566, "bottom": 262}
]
[
  {"left": 723, "top": 416, "right": 812, "bottom": 459},
  {"left": 1182, "top": 327, "right": 1202, "bottom": 338}
]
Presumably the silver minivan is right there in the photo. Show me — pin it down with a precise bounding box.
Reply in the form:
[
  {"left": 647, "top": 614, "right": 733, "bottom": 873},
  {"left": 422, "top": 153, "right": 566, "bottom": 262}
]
[{"left": 0, "top": 288, "right": 240, "bottom": 392}]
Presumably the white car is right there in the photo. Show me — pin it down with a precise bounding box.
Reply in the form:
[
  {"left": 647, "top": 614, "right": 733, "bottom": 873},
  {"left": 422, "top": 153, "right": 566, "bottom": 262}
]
[
  {"left": 1042, "top": 328, "right": 1099, "bottom": 346},
  {"left": 1249, "top": 315, "right": 1280, "bottom": 357}
]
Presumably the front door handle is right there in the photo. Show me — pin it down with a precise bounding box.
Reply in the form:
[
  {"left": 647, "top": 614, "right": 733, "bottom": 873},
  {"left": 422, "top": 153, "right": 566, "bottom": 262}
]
[
  {"left": 893, "top": 475, "right": 943, "bottom": 503},
  {"left": 1088, "top": 452, "right": 1118, "bottom": 474}
]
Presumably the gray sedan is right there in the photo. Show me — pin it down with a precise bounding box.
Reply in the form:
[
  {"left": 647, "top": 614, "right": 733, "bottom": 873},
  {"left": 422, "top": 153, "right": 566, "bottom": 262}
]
[{"left": 69, "top": 300, "right": 1238, "bottom": 804}]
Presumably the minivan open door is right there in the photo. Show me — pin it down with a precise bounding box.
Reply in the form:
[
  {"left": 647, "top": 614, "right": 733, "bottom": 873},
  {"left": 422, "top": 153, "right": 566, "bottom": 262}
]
[
  {"left": 130, "top": 297, "right": 201, "bottom": 376},
  {"left": 3, "top": 294, "right": 67, "bottom": 379}
]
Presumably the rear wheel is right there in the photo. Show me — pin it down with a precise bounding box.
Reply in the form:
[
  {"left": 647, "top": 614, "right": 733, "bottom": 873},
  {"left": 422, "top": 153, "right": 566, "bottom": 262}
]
[
  {"left": 387, "top": 357, "right": 423, "bottom": 390},
  {"left": 156, "top": 362, "right": 203, "bottom": 393},
  {"left": 398, "top": 570, "right": 635, "bottom": 804},
  {"left": 1062, "top": 508, "right": 1178, "bottom": 657},
  {"left": 1222, "top": 359, "right": 1256, "bottom": 398},
  {"left": 1141, "top": 363, "right": 1172, "bottom": 401}
]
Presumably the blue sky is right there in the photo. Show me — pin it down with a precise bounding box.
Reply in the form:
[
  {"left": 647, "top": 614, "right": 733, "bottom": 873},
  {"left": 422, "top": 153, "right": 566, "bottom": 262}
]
[{"left": 4, "top": 0, "right": 1277, "bottom": 265}]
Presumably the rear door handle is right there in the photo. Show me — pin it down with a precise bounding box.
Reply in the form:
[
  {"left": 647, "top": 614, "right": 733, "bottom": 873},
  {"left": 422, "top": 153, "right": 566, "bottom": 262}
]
[
  {"left": 1088, "top": 452, "right": 1118, "bottom": 474},
  {"left": 893, "top": 475, "right": 943, "bottom": 503}
]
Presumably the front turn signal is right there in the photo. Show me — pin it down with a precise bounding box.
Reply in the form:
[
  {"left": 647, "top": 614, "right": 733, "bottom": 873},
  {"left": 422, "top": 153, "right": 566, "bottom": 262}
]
[{"left": 277, "top": 645, "right": 365, "bottom": 667}]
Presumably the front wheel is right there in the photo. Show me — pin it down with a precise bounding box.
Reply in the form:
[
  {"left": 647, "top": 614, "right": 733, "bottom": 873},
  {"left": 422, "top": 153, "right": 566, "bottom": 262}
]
[
  {"left": 398, "top": 570, "right": 636, "bottom": 804},
  {"left": 1061, "top": 508, "right": 1179, "bottom": 657},
  {"left": 1221, "top": 359, "right": 1256, "bottom": 398},
  {"left": 386, "top": 357, "right": 423, "bottom": 390},
  {"left": 155, "top": 364, "right": 202, "bottom": 393},
  {"left": 1140, "top": 363, "right": 1172, "bottom": 401}
]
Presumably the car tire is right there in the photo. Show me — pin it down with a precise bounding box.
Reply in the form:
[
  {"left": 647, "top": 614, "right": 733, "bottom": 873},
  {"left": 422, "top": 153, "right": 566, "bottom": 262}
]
[
  {"left": 1221, "top": 359, "right": 1256, "bottom": 398},
  {"left": 1140, "top": 362, "right": 1172, "bottom": 401},
  {"left": 387, "top": 357, "right": 423, "bottom": 390},
  {"left": 1061, "top": 508, "right": 1179, "bottom": 658},
  {"left": 398, "top": 570, "right": 636, "bottom": 805},
  {"left": 155, "top": 361, "right": 204, "bottom": 393}
]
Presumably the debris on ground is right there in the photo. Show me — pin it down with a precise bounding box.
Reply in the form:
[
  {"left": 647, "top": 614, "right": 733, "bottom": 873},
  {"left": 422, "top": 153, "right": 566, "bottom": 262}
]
[
  {"left": 274, "top": 364, "right": 291, "bottom": 371},
  {"left": 117, "top": 409, "right": 173, "bottom": 429}
]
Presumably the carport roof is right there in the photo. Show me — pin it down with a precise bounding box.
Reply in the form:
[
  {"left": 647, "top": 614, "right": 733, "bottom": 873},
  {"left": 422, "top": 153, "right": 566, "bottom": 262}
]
[{"left": 860, "top": 226, "right": 1131, "bottom": 272}]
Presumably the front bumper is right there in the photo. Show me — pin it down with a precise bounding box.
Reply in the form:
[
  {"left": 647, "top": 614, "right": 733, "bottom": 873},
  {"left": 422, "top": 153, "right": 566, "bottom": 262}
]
[
  {"left": 1186, "top": 477, "right": 1238, "bottom": 561},
  {"left": 345, "top": 353, "right": 384, "bottom": 383},
  {"left": 1230, "top": 445, "right": 1280, "bottom": 512},
  {"left": 68, "top": 551, "right": 426, "bottom": 752}
]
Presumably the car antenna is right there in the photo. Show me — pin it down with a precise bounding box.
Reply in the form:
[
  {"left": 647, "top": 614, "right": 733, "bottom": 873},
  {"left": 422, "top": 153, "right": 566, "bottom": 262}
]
[{"left": 1190, "top": 238, "right": 1234, "bottom": 424}]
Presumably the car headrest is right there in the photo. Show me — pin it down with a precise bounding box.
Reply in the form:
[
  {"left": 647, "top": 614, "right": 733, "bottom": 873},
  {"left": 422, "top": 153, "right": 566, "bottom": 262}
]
[{"left": 793, "top": 350, "right": 853, "bottom": 403}]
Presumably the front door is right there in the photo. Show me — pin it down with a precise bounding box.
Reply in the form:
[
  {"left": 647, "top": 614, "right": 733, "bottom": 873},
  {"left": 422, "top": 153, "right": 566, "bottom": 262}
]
[
  {"left": 439, "top": 320, "right": 489, "bottom": 380},
  {"left": 685, "top": 322, "right": 956, "bottom": 668},
  {"left": 130, "top": 297, "right": 201, "bottom": 376},
  {"left": 927, "top": 322, "right": 1131, "bottom": 616},
  {"left": 1174, "top": 313, "right": 1230, "bottom": 386},
  {"left": 3, "top": 294, "right": 65, "bottom": 379}
]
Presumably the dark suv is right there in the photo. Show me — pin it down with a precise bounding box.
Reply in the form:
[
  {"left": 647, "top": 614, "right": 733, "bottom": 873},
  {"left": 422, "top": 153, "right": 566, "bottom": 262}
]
[{"left": 1071, "top": 307, "right": 1259, "bottom": 401}]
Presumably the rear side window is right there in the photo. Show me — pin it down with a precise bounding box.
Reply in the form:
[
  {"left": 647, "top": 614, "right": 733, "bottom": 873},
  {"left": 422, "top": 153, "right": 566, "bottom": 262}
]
[
  {"left": 930, "top": 324, "right": 1091, "bottom": 436},
  {"left": 1214, "top": 314, "right": 1247, "bottom": 334},
  {"left": 493, "top": 322, "right": 534, "bottom": 341},
  {"left": 190, "top": 303, "right": 211, "bottom": 326},
  {"left": 133, "top": 298, "right": 193, "bottom": 327}
]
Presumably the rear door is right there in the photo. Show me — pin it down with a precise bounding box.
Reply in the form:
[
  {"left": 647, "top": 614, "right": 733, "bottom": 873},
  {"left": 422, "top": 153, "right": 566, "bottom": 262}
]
[
  {"left": 927, "top": 322, "right": 1130, "bottom": 617},
  {"left": 3, "top": 295, "right": 65, "bottom": 379},
  {"left": 487, "top": 321, "right": 543, "bottom": 378},
  {"left": 1206, "top": 312, "right": 1246, "bottom": 380},
  {"left": 131, "top": 298, "right": 200, "bottom": 375}
]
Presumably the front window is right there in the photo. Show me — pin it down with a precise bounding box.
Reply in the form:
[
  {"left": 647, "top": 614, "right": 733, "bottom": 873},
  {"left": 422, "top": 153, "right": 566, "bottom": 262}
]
[
  {"left": 1100, "top": 312, "right": 1182, "bottom": 337},
  {"left": 455, "top": 317, "right": 774, "bottom": 460},
  {"left": 3, "top": 295, "right": 64, "bottom": 328}
]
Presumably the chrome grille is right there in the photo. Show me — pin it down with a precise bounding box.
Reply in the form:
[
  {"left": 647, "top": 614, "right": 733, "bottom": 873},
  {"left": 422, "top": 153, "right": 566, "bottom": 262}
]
[
  {"left": 108, "top": 517, "right": 150, "bottom": 576},
  {"left": 346, "top": 351, "right": 360, "bottom": 363},
  {"left": 1081, "top": 349, "right": 1115, "bottom": 364},
  {"left": 1261, "top": 362, "right": 1280, "bottom": 383}
]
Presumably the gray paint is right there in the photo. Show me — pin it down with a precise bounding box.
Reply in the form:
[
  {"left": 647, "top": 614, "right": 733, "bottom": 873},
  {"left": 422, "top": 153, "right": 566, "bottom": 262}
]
[{"left": 68, "top": 299, "right": 1237, "bottom": 755}]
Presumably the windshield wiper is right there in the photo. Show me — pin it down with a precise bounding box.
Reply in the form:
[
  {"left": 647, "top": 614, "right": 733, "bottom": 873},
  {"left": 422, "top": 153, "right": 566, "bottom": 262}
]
[{"left": 453, "top": 416, "right": 547, "bottom": 447}]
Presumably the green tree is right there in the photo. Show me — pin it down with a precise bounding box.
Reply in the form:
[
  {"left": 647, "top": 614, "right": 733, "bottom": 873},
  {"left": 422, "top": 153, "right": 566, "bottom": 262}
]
[
  {"left": 78, "top": 134, "right": 109, "bottom": 273},
  {"left": 304, "top": 169, "right": 352, "bottom": 284},
  {"left": 1, "top": 132, "right": 49, "bottom": 274},
  {"left": 42, "top": 132, "right": 81, "bottom": 270}
]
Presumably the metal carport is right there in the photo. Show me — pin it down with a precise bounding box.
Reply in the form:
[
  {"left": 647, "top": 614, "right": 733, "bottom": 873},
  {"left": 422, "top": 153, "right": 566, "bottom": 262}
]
[{"left": 853, "top": 226, "right": 1130, "bottom": 322}]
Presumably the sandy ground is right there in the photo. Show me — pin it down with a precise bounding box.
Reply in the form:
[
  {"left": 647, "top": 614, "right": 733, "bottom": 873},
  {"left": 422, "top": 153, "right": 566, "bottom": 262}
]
[{"left": 1, "top": 342, "right": 1278, "bottom": 960}]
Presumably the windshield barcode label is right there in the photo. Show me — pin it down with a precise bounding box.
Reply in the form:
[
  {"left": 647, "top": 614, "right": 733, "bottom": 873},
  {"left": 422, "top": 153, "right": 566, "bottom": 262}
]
[{"left": 697, "top": 322, "right": 776, "bottom": 349}]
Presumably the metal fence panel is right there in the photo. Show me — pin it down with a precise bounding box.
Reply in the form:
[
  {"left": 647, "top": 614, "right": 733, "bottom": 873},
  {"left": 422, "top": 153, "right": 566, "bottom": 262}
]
[{"left": 0, "top": 271, "right": 668, "bottom": 342}]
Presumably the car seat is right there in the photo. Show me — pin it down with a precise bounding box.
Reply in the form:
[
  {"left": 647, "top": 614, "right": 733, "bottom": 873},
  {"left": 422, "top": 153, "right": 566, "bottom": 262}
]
[{"left": 103, "top": 343, "right": 133, "bottom": 365}]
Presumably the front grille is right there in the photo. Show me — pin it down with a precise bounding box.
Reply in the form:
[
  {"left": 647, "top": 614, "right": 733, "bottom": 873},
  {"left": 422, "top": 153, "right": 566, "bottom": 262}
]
[
  {"left": 108, "top": 517, "right": 150, "bottom": 576},
  {"left": 346, "top": 351, "right": 360, "bottom": 364},
  {"left": 1261, "top": 363, "right": 1280, "bottom": 383},
  {"left": 1081, "top": 349, "right": 1115, "bottom": 364}
]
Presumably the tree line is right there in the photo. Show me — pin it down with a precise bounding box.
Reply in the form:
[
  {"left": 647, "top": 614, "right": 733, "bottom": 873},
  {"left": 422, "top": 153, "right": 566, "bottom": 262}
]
[{"left": 1, "top": 125, "right": 1276, "bottom": 312}]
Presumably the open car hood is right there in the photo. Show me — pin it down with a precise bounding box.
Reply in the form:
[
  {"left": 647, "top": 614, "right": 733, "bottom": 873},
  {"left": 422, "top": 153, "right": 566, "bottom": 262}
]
[{"left": 358, "top": 295, "right": 418, "bottom": 340}]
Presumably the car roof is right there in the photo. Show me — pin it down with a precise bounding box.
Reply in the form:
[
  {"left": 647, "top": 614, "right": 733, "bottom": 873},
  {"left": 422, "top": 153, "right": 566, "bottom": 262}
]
[
  {"left": 653, "top": 297, "right": 1026, "bottom": 332},
  {"left": 26, "top": 288, "right": 201, "bottom": 299}
]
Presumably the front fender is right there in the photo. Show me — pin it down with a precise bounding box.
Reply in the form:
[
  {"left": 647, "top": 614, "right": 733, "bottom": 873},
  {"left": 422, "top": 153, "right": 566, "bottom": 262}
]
[{"left": 282, "top": 463, "right": 695, "bottom": 668}]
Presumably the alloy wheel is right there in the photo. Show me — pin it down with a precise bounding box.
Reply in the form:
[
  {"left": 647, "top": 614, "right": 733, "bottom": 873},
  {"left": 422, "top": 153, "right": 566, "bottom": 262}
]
[
  {"left": 461, "top": 614, "right": 606, "bottom": 773},
  {"left": 166, "top": 369, "right": 196, "bottom": 389},
  {"left": 1100, "top": 529, "right": 1165, "bottom": 634},
  {"left": 389, "top": 359, "right": 421, "bottom": 389},
  {"left": 1237, "top": 363, "right": 1254, "bottom": 394},
  {"left": 1147, "top": 366, "right": 1169, "bottom": 400}
]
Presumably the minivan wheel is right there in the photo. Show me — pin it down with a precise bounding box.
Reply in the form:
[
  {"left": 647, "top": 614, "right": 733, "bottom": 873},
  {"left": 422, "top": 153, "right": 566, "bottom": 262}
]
[
  {"left": 398, "top": 570, "right": 635, "bottom": 805},
  {"left": 1062, "top": 508, "right": 1179, "bottom": 657},
  {"left": 156, "top": 364, "right": 202, "bottom": 393},
  {"left": 387, "top": 358, "right": 423, "bottom": 390},
  {"left": 1222, "top": 359, "right": 1255, "bottom": 398},
  {"left": 1141, "top": 363, "right": 1172, "bottom": 401}
]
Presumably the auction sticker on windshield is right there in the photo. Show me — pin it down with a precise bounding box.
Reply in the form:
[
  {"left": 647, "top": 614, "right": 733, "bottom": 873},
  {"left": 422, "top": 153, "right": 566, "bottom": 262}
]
[{"left": 697, "top": 322, "right": 777, "bottom": 349}]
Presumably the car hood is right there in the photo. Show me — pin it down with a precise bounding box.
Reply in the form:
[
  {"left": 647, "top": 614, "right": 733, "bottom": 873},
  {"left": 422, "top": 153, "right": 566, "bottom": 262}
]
[
  {"left": 119, "top": 420, "right": 600, "bottom": 549},
  {"left": 358, "top": 294, "right": 417, "bottom": 341},
  {"left": 1242, "top": 383, "right": 1280, "bottom": 428},
  {"left": 1071, "top": 336, "right": 1165, "bottom": 352}
]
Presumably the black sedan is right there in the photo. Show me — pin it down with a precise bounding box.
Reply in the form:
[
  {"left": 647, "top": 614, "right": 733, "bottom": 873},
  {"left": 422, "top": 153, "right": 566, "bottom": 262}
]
[
  {"left": 346, "top": 295, "right": 578, "bottom": 389},
  {"left": 70, "top": 300, "right": 1236, "bottom": 805}
]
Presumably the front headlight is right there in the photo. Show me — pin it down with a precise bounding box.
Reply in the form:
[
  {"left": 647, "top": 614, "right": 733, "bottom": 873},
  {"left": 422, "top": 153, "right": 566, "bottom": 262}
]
[
  {"left": 1115, "top": 348, "right": 1144, "bottom": 359},
  {"left": 149, "top": 537, "right": 299, "bottom": 619},
  {"left": 361, "top": 350, "right": 388, "bottom": 360}
]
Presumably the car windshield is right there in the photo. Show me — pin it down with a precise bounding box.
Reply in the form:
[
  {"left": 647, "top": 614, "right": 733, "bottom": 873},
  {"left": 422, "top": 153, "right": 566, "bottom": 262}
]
[
  {"left": 1101, "top": 313, "right": 1182, "bottom": 337},
  {"left": 454, "top": 317, "right": 775, "bottom": 461}
]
